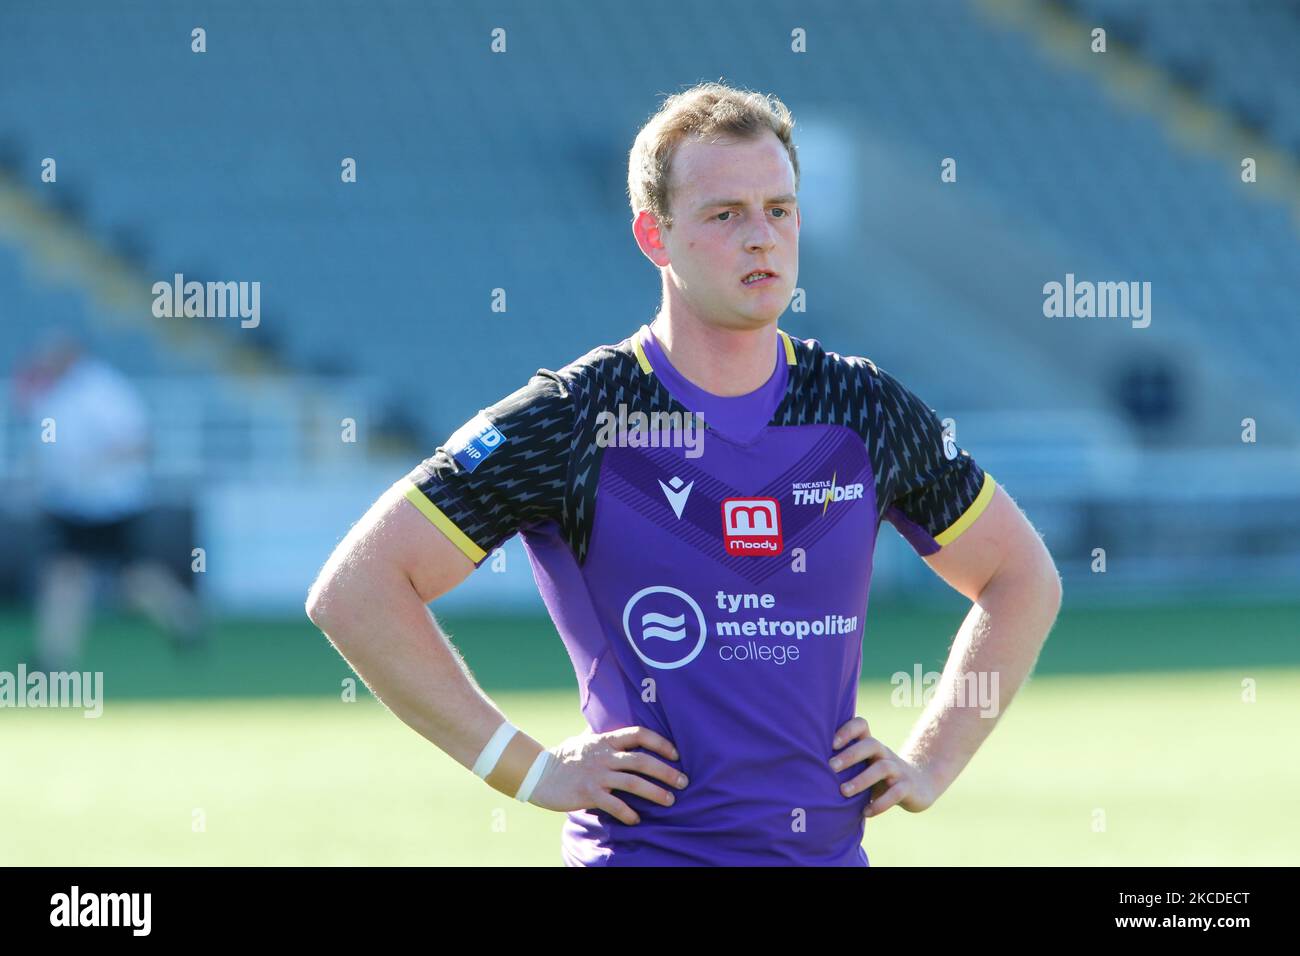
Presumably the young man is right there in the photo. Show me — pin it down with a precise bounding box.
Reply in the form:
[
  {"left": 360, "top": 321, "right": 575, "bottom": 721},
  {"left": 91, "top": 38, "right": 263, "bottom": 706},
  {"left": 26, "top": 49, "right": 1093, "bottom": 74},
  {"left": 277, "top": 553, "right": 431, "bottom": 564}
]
[{"left": 307, "top": 82, "right": 1062, "bottom": 866}]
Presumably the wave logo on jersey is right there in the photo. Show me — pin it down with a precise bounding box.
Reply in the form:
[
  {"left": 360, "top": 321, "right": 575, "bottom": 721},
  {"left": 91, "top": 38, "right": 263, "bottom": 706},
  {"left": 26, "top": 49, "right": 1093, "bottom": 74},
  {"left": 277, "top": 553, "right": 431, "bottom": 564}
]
[
  {"left": 444, "top": 413, "right": 506, "bottom": 474},
  {"left": 721, "top": 497, "right": 783, "bottom": 556},
  {"left": 640, "top": 612, "right": 687, "bottom": 641},
  {"left": 622, "top": 586, "right": 708, "bottom": 669}
]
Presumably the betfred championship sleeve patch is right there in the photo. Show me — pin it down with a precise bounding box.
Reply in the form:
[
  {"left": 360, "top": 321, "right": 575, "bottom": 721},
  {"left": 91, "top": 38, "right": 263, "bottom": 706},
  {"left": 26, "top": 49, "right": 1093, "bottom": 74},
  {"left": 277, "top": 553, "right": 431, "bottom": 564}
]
[{"left": 444, "top": 413, "right": 506, "bottom": 473}]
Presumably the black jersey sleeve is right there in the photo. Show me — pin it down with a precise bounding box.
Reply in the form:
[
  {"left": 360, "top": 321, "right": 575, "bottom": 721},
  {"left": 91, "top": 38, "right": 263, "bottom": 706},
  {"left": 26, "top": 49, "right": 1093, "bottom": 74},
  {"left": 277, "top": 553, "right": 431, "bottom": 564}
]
[
  {"left": 401, "top": 370, "right": 575, "bottom": 567},
  {"left": 869, "top": 363, "right": 996, "bottom": 557}
]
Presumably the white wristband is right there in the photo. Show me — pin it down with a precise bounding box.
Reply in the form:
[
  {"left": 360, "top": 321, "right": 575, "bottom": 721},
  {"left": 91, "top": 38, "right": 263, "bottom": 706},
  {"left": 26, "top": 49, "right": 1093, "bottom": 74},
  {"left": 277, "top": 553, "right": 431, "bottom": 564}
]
[
  {"left": 472, "top": 720, "right": 518, "bottom": 779},
  {"left": 514, "top": 750, "right": 551, "bottom": 804}
]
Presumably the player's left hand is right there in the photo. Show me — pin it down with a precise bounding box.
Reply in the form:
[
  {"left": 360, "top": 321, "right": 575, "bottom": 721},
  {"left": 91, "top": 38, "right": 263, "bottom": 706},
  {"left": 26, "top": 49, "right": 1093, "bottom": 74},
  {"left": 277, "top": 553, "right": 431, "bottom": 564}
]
[{"left": 829, "top": 716, "right": 938, "bottom": 818}]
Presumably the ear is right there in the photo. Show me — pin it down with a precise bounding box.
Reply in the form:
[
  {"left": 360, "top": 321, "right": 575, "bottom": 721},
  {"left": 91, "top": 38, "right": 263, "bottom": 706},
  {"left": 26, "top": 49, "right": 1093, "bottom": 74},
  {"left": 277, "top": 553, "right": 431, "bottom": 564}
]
[
  {"left": 796, "top": 207, "right": 801, "bottom": 231},
  {"left": 632, "top": 210, "right": 671, "bottom": 268}
]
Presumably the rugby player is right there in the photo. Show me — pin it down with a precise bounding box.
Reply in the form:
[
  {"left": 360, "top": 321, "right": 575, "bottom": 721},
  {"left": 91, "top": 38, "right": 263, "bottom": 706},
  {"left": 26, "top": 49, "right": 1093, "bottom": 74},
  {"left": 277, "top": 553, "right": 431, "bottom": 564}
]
[{"left": 306, "top": 82, "right": 1062, "bottom": 866}]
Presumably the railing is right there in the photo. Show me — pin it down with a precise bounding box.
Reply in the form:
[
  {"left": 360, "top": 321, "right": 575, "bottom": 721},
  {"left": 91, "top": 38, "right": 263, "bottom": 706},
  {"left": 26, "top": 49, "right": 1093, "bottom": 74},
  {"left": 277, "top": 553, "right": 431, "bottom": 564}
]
[
  {"left": 2, "top": 387, "right": 1296, "bottom": 607},
  {"left": 0, "top": 375, "right": 401, "bottom": 488}
]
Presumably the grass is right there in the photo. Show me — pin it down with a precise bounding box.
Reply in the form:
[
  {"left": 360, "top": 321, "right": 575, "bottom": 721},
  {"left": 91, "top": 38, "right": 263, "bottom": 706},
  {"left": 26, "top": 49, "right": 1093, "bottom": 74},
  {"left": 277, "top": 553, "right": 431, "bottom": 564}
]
[{"left": 0, "top": 599, "right": 1296, "bottom": 865}]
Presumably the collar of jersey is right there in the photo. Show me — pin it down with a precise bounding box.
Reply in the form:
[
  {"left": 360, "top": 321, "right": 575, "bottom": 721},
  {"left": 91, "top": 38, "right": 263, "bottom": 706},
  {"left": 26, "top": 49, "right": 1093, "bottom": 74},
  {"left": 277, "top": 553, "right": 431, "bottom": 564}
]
[{"left": 632, "top": 323, "right": 795, "bottom": 446}]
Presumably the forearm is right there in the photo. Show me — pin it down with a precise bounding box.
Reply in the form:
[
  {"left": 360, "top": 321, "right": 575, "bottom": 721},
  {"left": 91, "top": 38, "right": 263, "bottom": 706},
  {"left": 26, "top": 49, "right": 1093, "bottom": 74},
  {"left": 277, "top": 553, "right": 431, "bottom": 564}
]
[
  {"left": 897, "top": 562, "right": 1061, "bottom": 800},
  {"left": 308, "top": 566, "right": 544, "bottom": 795}
]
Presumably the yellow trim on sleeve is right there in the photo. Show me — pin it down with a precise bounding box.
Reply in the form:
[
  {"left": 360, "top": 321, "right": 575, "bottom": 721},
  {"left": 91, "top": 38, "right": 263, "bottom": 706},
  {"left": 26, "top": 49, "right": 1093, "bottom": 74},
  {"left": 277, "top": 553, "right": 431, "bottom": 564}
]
[
  {"left": 633, "top": 327, "right": 654, "bottom": 374},
  {"left": 777, "top": 328, "right": 797, "bottom": 365},
  {"left": 402, "top": 478, "right": 487, "bottom": 564},
  {"left": 933, "top": 472, "right": 997, "bottom": 548}
]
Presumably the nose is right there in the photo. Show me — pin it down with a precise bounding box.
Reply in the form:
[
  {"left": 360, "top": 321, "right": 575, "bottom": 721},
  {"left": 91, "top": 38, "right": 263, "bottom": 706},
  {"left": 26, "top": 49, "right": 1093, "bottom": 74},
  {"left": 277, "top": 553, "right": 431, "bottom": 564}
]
[
  {"left": 744, "top": 217, "right": 778, "bottom": 254},
  {"left": 748, "top": 227, "right": 774, "bottom": 254}
]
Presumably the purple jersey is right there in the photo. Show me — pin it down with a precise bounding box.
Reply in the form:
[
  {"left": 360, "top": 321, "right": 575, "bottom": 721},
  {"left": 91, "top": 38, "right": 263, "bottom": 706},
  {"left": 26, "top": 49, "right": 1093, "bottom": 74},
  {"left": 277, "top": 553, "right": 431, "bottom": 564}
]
[{"left": 403, "top": 324, "right": 996, "bottom": 866}]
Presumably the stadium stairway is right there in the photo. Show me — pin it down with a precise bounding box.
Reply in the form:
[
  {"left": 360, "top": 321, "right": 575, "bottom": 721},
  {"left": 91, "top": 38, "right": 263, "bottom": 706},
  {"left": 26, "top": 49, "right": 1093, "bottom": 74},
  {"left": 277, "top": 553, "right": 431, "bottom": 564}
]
[{"left": 2, "top": 0, "right": 1296, "bottom": 454}]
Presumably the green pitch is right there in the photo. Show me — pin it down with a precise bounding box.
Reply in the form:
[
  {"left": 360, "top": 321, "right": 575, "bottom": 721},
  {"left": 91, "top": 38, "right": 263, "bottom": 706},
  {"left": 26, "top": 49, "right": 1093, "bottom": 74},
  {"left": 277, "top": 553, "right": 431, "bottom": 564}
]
[{"left": 1, "top": 600, "right": 1296, "bottom": 865}]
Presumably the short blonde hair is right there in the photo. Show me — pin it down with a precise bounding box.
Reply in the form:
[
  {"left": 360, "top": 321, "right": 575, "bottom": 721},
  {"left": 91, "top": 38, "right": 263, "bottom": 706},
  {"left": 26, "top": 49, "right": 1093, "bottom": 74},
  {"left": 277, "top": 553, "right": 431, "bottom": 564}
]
[{"left": 627, "top": 81, "right": 800, "bottom": 229}]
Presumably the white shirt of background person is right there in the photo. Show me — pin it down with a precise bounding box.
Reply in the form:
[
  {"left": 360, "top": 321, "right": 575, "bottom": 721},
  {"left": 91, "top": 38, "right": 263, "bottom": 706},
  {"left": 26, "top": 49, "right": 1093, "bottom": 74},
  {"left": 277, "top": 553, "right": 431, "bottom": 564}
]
[{"left": 37, "top": 357, "right": 151, "bottom": 522}]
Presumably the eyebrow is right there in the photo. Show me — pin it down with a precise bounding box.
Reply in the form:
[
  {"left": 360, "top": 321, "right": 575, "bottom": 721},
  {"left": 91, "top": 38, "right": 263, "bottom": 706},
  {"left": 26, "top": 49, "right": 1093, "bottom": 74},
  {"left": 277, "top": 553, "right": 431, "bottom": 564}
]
[{"left": 697, "top": 194, "right": 797, "bottom": 211}]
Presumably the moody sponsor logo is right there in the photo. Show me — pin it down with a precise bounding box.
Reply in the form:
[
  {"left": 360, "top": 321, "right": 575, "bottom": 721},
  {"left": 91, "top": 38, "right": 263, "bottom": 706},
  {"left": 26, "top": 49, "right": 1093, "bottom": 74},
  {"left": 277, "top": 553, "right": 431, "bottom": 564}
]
[{"left": 721, "top": 497, "right": 783, "bottom": 556}]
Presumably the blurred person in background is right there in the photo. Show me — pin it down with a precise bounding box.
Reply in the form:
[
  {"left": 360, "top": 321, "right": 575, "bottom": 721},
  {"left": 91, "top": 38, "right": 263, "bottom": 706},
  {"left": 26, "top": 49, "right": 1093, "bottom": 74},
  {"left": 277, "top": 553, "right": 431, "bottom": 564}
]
[{"left": 13, "top": 333, "right": 204, "bottom": 671}]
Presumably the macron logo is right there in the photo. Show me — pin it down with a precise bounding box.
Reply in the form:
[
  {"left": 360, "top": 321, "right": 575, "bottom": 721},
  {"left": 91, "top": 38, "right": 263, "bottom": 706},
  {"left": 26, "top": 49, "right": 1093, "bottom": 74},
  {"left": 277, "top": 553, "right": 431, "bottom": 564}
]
[{"left": 658, "top": 475, "right": 693, "bottom": 519}]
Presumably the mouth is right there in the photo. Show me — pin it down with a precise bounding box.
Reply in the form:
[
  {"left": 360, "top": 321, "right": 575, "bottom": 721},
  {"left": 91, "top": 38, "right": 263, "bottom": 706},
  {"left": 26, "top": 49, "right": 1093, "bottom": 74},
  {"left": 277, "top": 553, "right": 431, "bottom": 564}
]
[{"left": 740, "top": 270, "right": 778, "bottom": 287}]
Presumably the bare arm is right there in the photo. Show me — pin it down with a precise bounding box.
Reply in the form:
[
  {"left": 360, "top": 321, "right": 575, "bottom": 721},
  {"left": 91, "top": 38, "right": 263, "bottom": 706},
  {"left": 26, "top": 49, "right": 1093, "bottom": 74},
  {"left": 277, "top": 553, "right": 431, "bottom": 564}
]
[
  {"left": 305, "top": 480, "right": 545, "bottom": 792},
  {"left": 900, "top": 484, "right": 1063, "bottom": 799},
  {"left": 305, "top": 479, "right": 687, "bottom": 821}
]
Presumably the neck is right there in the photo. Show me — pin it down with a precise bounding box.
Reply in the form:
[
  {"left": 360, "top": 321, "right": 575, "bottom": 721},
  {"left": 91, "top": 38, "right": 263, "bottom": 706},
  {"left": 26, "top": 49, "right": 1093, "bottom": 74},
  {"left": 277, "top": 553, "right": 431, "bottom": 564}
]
[{"left": 649, "top": 308, "right": 777, "bottom": 397}]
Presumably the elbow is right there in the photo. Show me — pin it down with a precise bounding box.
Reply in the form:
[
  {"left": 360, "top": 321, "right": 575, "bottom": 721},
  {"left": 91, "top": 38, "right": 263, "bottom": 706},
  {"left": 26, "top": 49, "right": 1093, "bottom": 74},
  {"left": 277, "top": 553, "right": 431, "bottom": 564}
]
[
  {"left": 1040, "top": 562, "right": 1064, "bottom": 637},
  {"left": 304, "top": 591, "right": 322, "bottom": 628},
  {"left": 304, "top": 591, "right": 325, "bottom": 630},
  {"left": 1025, "top": 537, "right": 1064, "bottom": 616},
  {"left": 305, "top": 573, "right": 337, "bottom": 631},
  {"left": 984, "top": 553, "right": 1063, "bottom": 626},
  {"left": 1045, "top": 562, "right": 1064, "bottom": 612}
]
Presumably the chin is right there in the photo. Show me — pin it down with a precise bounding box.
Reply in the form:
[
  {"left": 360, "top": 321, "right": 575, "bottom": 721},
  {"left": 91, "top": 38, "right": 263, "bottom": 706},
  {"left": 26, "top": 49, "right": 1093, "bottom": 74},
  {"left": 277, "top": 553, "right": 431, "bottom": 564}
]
[
  {"left": 737, "top": 311, "right": 781, "bottom": 328},
  {"left": 746, "top": 298, "right": 786, "bottom": 321}
]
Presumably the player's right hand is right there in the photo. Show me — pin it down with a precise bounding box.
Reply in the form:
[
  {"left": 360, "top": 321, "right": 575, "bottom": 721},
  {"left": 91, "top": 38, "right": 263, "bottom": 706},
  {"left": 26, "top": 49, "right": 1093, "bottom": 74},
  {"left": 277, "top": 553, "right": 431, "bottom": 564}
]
[{"left": 527, "top": 726, "right": 688, "bottom": 824}]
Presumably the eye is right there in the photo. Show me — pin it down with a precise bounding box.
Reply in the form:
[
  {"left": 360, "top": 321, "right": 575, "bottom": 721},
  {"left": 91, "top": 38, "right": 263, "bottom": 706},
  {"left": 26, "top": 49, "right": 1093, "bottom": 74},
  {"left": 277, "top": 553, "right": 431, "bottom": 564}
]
[
  {"left": 770, "top": 207, "right": 788, "bottom": 218},
  {"left": 715, "top": 210, "right": 734, "bottom": 221}
]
